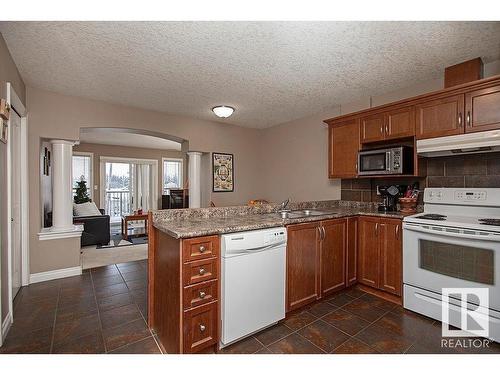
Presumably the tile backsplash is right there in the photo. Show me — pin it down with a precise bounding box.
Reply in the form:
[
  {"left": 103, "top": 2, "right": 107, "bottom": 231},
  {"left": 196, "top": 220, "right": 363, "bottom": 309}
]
[{"left": 340, "top": 152, "right": 500, "bottom": 203}]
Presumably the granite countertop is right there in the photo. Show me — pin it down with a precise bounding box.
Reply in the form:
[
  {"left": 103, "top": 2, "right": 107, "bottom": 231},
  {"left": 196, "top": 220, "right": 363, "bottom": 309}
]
[{"left": 152, "top": 200, "right": 421, "bottom": 239}]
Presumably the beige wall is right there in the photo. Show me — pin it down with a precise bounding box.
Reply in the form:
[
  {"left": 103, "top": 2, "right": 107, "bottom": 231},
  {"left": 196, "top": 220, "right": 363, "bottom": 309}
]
[
  {"left": 73, "top": 142, "right": 185, "bottom": 209},
  {"left": 0, "top": 33, "right": 26, "bottom": 322},
  {"left": 259, "top": 107, "right": 342, "bottom": 203},
  {"left": 26, "top": 86, "right": 262, "bottom": 274}
]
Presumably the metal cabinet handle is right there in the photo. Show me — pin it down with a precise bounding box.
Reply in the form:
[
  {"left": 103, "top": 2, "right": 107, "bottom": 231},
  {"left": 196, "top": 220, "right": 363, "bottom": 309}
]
[
  {"left": 199, "top": 291, "right": 206, "bottom": 299},
  {"left": 395, "top": 224, "right": 400, "bottom": 240},
  {"left": 467, "top": 111, "right": 471, "bottom": 127},
  {"left": 198, "top": 268, "right": 205, "bottom": 275},
  {"left": 321, "top": 226, "right": 326, "bottom": 240},
  {"left": 199, "top": 245, "right": 206, "bottom": 253},
  {"left": 199, "top": 324, "right": 206, "bottom": 332},
  {"left": 375, "top": 222, "right": 379, "bottom": 236},
  {"left": 317, "top": 226, "right": 322, "bottom": 240},
  {"left": 380, "top": 125, "right": 383, "bottom": 135},
  {"left": 458, "top": 112, "right": 462, "bottom": 127},
  {"left": 355, "top": 162, "right": 358, "bottom": 172},
  {"left": 385, "top": 123, "right": 389, "bottom": 135}
]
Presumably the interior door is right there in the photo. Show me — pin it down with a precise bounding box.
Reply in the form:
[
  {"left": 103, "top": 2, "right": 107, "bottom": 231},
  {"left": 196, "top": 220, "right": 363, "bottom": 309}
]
[
  {"left": 358, "top": 217, "right": 379, "bottom": 288},
  {"left": 320, "top": 219, "right": 346, "bottom": 295},
  {"left": 465, "top": 84, "right": 500, "bottom": 133},
  {"left": 10, "top": 111, "right": 22, "bottom": 298}
]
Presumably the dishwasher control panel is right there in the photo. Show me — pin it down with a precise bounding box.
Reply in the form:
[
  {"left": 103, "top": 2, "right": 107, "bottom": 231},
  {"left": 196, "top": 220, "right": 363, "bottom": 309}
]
[{"left": 265, "top": 229, "right": 287, "bottom": 245}]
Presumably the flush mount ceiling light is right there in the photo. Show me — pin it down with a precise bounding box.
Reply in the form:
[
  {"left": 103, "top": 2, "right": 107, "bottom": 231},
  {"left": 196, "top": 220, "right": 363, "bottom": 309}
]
[{"left": 212, "top": 105, "right": 235, "bottom": 118}]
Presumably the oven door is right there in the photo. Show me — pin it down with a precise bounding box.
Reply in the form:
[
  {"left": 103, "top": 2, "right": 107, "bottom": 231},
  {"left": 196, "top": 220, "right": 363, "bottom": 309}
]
[
  {"left": 358, "top": 150, "right": 391, "bottom": 175},
  {"left": 403, "top": 223, "right": 500, "bottom": 311}
]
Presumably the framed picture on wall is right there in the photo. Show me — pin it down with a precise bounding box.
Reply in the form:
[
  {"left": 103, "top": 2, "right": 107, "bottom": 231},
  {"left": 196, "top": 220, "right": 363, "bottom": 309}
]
[
  {"left": 212, "top": 152, "right": 234, "bottom": 192},
  {"left": 0, "top": 118, "right": 7, "bottom": 144}
]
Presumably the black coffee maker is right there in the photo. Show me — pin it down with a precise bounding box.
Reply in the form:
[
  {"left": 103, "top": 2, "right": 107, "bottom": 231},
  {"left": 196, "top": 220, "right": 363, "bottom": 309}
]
[{"left": 378, "top": 185, "right": 401, "bottom": 212}]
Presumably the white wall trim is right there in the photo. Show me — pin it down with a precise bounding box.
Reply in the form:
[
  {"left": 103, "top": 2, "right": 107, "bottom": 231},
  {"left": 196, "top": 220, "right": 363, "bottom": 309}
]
[
  {"left": 38, "top": 225, "right": 83, "bottom": 241},
  {"left": 1, "top": 311, "right": 13, "bottom": 346},
  {"left": 29, "top": 266, "right": 82, "bottom": 284}
]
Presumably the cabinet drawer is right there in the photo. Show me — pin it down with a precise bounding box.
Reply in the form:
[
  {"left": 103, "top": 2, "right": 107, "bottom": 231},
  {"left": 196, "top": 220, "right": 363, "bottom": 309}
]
[
  {"left": 183, "top": 279, "right": 218, "bottom": 310},
  {"left": 183, "top": 301, "right": 218, "bottom": 353},
  {"left": 183, "top": 258, "right": 218, "bottom": 286},
  {"left": 182, "top": 235, "right": 219, "bottom": 262}
]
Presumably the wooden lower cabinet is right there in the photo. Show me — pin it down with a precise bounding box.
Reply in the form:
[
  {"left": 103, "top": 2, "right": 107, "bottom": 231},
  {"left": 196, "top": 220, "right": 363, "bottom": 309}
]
[
  {"left": 150, "top": 228, "right": 220, "bottom": 354},
  {"left": 358, "top": 216, "right": 402, "bottom": 296},
  {"left": 286, "top": 218, "right": 346, "bottom": 312},
  {"left": 358, "top": 217, "right": 380, "bottom": 288},
  {"left": 346, "top": 217, "right": 358, "bottom": 286},
  {"left": 320, "top": 219, "right": 347, "bottom": 295},
  {"left": 286, "top": 222, "right": 321, "bottom": 311}
]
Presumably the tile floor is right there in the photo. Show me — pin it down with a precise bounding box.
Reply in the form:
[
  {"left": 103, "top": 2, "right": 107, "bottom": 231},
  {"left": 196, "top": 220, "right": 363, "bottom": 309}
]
[
  {"left": 220, "top": 289, "right": 500, "bottom": 354},
  {"left": 0, "top": 260, "right": 161, "bottom": 354},
  {"left": 2, "top": 262, "right": 499, "bottom": 354}
]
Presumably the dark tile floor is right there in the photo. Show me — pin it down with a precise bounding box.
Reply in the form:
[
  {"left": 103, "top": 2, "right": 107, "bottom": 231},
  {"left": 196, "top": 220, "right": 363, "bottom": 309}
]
[
  {"left": 0, "top": 259, "right": 161, "bottom": 354},
  {"left": 220, "top": 289, "right": 500, "bottom": 354},
  {"left": 2, "top": 265, "right": 499, "bottom": 354}
]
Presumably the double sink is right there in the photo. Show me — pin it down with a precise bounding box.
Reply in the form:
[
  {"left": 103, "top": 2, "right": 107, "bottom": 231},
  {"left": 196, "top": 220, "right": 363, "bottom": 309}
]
[{"left": 277, "top": 209, "right": 337, "bottom": 219}]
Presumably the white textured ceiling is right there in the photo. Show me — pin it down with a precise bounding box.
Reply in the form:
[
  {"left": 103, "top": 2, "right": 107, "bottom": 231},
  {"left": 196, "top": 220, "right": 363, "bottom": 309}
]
[
  {"left": 1, "top": 22, "right": 499, "bottom": 128},
  {"left": 80, "top": 129, "right": 181, "bottom": 150}
]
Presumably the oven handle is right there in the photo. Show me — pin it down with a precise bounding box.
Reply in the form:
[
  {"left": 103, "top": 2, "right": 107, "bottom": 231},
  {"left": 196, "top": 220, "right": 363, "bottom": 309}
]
[
  {"left": 386, "top": 151, "right": 391, "bottom": 171},
  {"left": 403, "top": 223, "right": 500, "bottom": 242}
]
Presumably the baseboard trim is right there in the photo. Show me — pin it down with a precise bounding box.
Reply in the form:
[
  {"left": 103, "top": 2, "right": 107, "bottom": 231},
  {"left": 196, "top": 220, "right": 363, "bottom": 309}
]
[
  {"left": 29, "top": 266, "right": 82, "bottom": 284},
  {"left": 1, "top": 311, "right": 12, "bottom": 344}
]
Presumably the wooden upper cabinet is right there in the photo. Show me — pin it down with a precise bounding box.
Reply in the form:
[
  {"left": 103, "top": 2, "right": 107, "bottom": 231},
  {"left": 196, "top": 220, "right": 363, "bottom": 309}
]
[
  {"left": 465, "top": 84, "right": 500, "bottom": 133},
  {"left": 378, "top": 219, "right": 402, "bottom": 297},
  {"left": 286, "top": 222, "right": 321, "bottom": 312},
  {"left": 320, "top": 219, "right": 346, "bottom": 295},
  {"left": 360, "top": 107, "right": 415, "bottom": 143},
  {"left": 416, "top": 94, "right": 465, "bottom": 139},
  {"left": 328, "top": 119, "right": 360, "bottom": 178},
  {"left": 360, "top": 113, "right": 385, "bottom": 143},
  {"left": 385, "top": 106, "right": 415, "bottom": 140},
  {"left": 357, "top": 217, "right": 379, "bottom": 288}
]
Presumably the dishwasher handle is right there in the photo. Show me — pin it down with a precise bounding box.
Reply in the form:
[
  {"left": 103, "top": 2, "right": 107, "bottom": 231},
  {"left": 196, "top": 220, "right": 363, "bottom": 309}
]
[{"left": 224, "top": 240, "right": 286, "bottom": 256}]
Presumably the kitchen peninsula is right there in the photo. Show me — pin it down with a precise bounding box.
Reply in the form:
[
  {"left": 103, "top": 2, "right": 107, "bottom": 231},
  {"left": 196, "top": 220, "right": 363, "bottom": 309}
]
[{"left": 147, "top": 200, "right": 415, "bottom": 353}]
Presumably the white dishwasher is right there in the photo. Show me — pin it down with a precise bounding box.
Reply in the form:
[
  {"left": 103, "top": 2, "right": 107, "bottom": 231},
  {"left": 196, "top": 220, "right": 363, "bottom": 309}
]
[{"left": 220, "top": 227, "right": 287, "bottom": 348}]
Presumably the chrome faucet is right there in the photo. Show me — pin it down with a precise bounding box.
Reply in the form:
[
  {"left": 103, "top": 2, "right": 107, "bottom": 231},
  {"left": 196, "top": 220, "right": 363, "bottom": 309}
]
[{"left": 279, "top": 198, "right": 290, "bottom": 211}]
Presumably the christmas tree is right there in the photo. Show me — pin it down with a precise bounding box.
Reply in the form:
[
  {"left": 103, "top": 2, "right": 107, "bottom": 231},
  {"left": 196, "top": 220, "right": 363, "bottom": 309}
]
[{"left": 74, "top": 175, "right": 91, "bottom": 204}]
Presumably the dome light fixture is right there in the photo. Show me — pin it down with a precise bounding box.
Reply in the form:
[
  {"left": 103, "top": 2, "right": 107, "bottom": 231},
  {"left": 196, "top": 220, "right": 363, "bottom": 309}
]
[{"left": 212, "top": 105, "right": 235, "bottom": 118}]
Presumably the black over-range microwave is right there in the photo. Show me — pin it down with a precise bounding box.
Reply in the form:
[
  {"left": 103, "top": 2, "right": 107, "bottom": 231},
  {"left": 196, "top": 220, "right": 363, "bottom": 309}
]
[{"left": 357, "top": 146, "right": 413, "bottom": 176}]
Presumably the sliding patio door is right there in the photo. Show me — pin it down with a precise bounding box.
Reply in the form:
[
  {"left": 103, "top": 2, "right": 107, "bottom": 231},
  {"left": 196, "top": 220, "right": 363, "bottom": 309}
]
[{"left": 100, "top": 157, "right": 158, "bottom": 222}]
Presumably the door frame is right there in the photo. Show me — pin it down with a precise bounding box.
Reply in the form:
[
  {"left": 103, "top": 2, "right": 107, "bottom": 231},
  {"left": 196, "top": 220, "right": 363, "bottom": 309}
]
[
  {"left": 1, "top": 83, "right": 28, "bottom": 345},
  {"left": 99, "top": 156, "right": 159, "bottom": 217}
]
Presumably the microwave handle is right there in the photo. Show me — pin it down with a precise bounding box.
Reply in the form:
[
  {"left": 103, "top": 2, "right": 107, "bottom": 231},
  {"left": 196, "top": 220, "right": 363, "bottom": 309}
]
[
  {"left": 385, "top": 151, "right": 391, "bottom": 171},
  {"left": 403, "top": 224, "right": 500, "bottom": 242}
]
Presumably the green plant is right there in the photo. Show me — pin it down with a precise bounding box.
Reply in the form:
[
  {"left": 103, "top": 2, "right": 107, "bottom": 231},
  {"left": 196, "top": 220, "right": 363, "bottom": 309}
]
[{"left": 74, "top": 176, "right": 91, "bottom": 204}]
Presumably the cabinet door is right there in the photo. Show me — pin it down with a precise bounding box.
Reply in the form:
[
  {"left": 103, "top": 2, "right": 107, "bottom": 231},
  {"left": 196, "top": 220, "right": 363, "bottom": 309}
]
[
  {"left": 379, "top": 219, "right": 402, "bottom": 296},
  {"left": 286, "top": 222, "right": 321, "bottom": 312},
  {"left": 346, "top": 217, "right": 358, "bottom": 287},
  {"left": 320, "top": 219, "right": 346, "bottom": 296},
  {"left": 465, "top": 85, "right": 500, "bottom": 133},
  {"left": 385, "top": 106, "right": 415, "bottom": 140},
  {"left": 329, "top": 119, "right": 360, "bottom": 178},
  {"left": 360, "top": 113, "right": 385, "bottom": 143},
  {"left": 416, "top": 94, "right": 464, "bottom": 139},
  {"left": 358, "top": 217, "right": 379, "bottom": 288}
]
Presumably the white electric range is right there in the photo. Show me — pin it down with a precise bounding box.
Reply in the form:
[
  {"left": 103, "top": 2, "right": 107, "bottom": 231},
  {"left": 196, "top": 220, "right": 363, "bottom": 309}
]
[{"left": 403, "top": 188, "right": 500, "bottom": 342}]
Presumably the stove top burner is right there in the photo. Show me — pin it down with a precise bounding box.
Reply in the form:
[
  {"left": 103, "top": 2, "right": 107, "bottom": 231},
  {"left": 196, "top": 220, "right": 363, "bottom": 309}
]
[
  {"left": 416, "top": 214, "right": 447, "bottom": 221},
  {"left": 478, "top": 218, "right": 500, "bottom": 226}
]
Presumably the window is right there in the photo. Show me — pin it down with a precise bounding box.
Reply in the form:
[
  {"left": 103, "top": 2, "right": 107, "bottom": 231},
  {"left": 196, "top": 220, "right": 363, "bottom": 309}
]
[
  {"left": 72, "top": 153, "right": 93, "bottom": 200},
  {"left": 162, "top": 158, "right": 183, "bottom": 193}
]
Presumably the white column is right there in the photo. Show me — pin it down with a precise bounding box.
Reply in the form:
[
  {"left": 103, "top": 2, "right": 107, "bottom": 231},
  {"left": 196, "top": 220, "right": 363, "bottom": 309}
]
[
  {"left": 187, "top": 151, "right": 202, "bottom": 208},
  {"left": 50, "top": 140, "right": 74, "bottom": 229}
]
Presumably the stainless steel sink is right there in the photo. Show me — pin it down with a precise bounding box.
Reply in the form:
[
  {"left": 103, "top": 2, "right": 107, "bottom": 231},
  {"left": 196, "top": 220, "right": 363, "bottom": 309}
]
[{"left": 277, "top": 209, "right": 333, "bottom": 219}]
